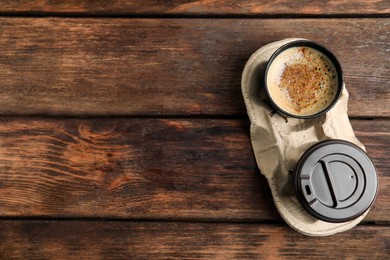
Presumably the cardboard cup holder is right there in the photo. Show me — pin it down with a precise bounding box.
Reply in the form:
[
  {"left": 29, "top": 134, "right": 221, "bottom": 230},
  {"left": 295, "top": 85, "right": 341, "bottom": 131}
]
[{"left": 241, "top": 38, "right": 378, "bottom": 236}]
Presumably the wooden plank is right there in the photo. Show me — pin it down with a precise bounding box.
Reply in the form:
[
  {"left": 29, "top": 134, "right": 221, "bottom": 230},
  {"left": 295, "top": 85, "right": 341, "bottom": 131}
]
[
  {"left": 0, "top": 118, "right": 388, "bottom": 222},
  {"left": 0, "top": 220, "right": 388, "bottom": 259},
  {"left": 0, "top": 0, "right": 388, "bottom": 16},
  {"left": 351, "top": 119, "right": 390, "bottom": 222},
  {"left": 0, "top": 18, "right": 388, "bottom": 117}
]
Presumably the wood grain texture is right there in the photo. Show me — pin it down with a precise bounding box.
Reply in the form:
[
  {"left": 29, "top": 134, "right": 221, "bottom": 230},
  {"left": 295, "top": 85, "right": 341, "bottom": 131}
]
[
  {"left": 0, "top": 118, "right": 388, "bottom": 222},
  {"left": 0, "top": 221, "right": 388, "bottom": 259},
  {"left": 0, "top": 18, "right": 389, "bottom": 117},
  {"left": 0, "top": 0, "right": 388, "bottom": 16}
]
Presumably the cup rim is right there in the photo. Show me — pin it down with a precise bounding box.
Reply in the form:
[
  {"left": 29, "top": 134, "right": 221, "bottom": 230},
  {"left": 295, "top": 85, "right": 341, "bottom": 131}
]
[{"left": 264, "top": 40, "right": 344, "bottom": 119}]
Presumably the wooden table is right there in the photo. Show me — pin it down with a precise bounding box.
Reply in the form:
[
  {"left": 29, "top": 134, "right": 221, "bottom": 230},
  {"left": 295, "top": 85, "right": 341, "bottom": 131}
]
[{"left": 0, "top": 1, "right": 389, "bottom": 259}]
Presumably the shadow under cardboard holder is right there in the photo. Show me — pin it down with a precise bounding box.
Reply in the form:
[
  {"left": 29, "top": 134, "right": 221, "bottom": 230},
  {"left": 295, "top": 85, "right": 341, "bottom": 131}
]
[{"left": 241, "top": 38, "right": 367, "bottom": 236}]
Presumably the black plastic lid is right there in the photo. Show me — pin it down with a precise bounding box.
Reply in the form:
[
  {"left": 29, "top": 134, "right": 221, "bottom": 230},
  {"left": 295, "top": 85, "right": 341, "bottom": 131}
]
[{"left": 294, "top": 140, "right": 378, "bottom": 223}]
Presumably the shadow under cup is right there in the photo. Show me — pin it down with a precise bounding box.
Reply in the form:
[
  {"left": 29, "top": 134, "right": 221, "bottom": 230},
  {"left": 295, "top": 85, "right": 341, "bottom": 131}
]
[{"left": 264, "top": 40, "right": 343, "bottom": 119}]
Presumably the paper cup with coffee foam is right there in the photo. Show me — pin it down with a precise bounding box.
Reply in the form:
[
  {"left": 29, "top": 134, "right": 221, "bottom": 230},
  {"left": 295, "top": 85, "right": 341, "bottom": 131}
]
[{"left": 264, "top": 40, "right": 343, "bottom": 119}]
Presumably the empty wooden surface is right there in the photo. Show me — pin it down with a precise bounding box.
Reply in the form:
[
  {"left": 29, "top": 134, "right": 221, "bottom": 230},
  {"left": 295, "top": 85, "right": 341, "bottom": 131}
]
[
  {"left": 0, "top": 0, "right": 389, "bottom": 16},
  {"left": 0, "top": 221, "right": 388, "bottom": 259},
  {"left": 0, "top": 118, "right": 388, "bottom": 222},
  {"left": 0, "top": 1, "right": 389, "bottom": 259},
  {"left": 0, "top": 18, "right": 389, "bottom": 117}
]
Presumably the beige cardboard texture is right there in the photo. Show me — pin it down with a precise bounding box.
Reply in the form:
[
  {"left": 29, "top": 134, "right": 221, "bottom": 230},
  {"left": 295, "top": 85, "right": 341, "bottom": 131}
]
[{"left": 241, "top": 38, "right": 368, "bottom": 236}]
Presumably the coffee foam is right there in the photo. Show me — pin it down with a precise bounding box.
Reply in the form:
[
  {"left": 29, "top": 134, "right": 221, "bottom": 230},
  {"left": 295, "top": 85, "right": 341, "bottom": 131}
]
[{"left": 267, "top": 46, "right": 338, "bottom": 116}]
